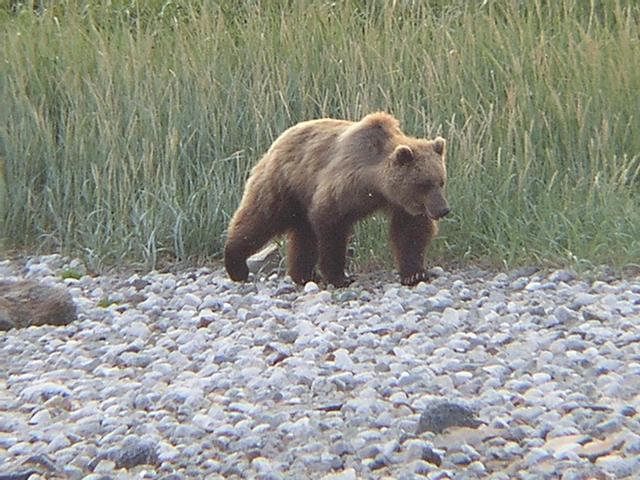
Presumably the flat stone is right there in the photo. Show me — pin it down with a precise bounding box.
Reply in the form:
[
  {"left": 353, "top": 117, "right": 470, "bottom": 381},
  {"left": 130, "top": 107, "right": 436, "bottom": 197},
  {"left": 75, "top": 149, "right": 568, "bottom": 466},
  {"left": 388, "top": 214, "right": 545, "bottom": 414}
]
[
  {"left": 247, "top": 242, "right": 281, "bottom": 274},
  {"left": 434, "top": 426, "right": 500, "bottom": 448},
  {"left": 577, "top": 436, "right": 625, "bottom": 462},
  {"left": 543, "top": 434, "right": 590, "bottom": 454}
]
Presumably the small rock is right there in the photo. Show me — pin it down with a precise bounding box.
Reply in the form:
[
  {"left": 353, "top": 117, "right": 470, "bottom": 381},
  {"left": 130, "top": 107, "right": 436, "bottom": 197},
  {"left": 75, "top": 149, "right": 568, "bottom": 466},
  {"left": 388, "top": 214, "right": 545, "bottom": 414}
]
[
  {"left": 441, "top": 308, "right": 461, "bottom": 327},
  {"left": 553, "top": 306, "right": 578, "bottom": 323},
  {"left": 93, "top": 459, "right": 116, "bottom": 473},
  {"left": 29, "top": 409, "right": 52, "bottom": 425},
  {"left": 595, "top": 454, "right": 638, "bottom": 477},
  {"left": 304, "top": 282, "right": 320, "bottom": 294},
  {"left": 23, "top": 453, "right": 58, "bottom": 472},
  {"left": 416, "top": 400, "right": 482, "bottom": 434},
  {"left": 0, "top": 472, "right": 39, "bottom": 480},
  {"left": 333, "top": 349, "right": 355, "bottom": 371},
  {"left": 320, "top": 468, "right": 357, "bottom": 480},
  {"left": 429, "top": 295, "right": 453, "bottom": 312},
  {"left": 523, "top": 447, "right": 550, "bottom": 467},
  {"left": 570, "top": 293, "right": 598, "bottom": 309},
  {"left": 182, "top": 292, "right": 201, "bottom": 308},
  {"left": 107, "top": 436, "right": 159, "bottom": 469},
  {"left": 47, "top": 433, "right": 71, "bottom": 452},
  {"left": 123, "top": 321, "right": 151, "bottom": 339},
  {"left": 367, "top": 454, "right": 390, "bottom": 470},
  {"left": 468, "top": 461, "right": 486, "bottom": 475},
  {"left": 448, "top": 452, "right": 472, "bottom": 465},
  {"left": 20, "top": 382, "right": 72, "bottom": 403},
  {"left": 549, "top": 270, "right": 576, "bottom": 283},
  {"left": 419, "top": 446, "right": 442, "bottom": 466},
  {"left": 620, "top": 405, "right": 637, "bottom": 417}
]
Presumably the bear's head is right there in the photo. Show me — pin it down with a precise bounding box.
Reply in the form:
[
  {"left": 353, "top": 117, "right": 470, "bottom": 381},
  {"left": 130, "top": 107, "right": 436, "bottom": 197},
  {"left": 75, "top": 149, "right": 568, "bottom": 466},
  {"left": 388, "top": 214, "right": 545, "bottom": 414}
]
[{"left": 382, "top": 137, "right": 450, "bottom": 219}]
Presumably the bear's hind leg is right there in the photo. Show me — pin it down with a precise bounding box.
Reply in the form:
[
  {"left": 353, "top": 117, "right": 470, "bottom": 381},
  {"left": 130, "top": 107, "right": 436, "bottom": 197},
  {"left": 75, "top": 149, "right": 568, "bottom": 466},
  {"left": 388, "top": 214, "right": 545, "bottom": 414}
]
[
  {"left": 389, "top": 208, "right": 436, "bottom": 286},
  {"left": 286, "top": 219, "right": 318, "bottom": 284},
  {"left": 224, "top": 207, "right": 286, "bottom": 282},
  {"left": 311, "top": 212, "right": 352, "bottom": 287}
]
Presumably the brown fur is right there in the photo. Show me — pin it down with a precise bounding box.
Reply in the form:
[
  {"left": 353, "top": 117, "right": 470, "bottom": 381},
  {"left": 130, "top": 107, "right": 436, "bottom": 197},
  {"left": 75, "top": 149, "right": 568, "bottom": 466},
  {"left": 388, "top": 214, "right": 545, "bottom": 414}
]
[{"left": 224, "top": 112, "right": 450, "bottom": 287}]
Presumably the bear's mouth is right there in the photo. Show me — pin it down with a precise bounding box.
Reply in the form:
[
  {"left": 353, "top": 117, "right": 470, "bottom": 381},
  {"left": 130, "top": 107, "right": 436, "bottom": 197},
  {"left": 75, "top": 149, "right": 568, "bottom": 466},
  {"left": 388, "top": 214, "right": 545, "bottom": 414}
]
[{"left": 424, "top": 207, "right": 437, "bottom": 220}]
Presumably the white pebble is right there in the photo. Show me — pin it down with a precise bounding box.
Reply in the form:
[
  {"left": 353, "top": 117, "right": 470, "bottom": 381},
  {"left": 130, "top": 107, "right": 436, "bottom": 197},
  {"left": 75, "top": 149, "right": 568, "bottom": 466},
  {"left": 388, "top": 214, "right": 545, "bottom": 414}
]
[
  {"left": 304, "top": 281, "right": 320, "bottom": 293},
  {"left": 123, "top": 320, "right": 151, "bottom": 339}
]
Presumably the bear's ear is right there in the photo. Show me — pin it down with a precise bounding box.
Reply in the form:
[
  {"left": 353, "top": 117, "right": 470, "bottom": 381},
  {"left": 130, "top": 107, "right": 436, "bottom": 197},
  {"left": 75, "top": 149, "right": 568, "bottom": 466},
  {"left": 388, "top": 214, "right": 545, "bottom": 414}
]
[
  {"left": 393, "top": 145, "right": 414, "bottom": 166},
  {"left": 432, "top": 137, "right": 446, "bottom": 156}
]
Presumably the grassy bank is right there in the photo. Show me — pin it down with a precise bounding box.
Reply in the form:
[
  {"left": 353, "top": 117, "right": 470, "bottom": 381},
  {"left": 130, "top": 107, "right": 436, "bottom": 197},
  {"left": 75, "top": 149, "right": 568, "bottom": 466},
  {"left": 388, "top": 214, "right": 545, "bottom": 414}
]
[{"left": 1, "top": 0, "right": 639, "bottom": 273}]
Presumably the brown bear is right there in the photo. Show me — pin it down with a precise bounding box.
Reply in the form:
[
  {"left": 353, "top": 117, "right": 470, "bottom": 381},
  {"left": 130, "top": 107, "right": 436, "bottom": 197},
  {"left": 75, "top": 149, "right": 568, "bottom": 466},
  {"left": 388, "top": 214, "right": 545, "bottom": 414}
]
[{"left": 224, "top": 112, "right": 450, "bottom": 287}]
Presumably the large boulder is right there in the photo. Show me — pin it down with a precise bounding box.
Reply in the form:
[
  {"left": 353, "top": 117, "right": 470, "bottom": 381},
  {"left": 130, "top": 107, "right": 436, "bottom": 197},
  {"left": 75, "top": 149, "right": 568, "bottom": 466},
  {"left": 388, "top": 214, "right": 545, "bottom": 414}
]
[{"left": 0, "top": 280, "right": 77, "bottom": 330}]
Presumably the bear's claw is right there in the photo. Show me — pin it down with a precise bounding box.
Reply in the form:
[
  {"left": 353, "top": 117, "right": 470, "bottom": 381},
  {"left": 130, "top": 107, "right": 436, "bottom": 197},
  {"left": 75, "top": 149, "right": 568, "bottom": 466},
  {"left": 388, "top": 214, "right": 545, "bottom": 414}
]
[
  {"left": 401, "top": 270, "right": 433, "bottom": 286},
  {"left": 327, "top": 276, "right": 353, "bottom": 288}
]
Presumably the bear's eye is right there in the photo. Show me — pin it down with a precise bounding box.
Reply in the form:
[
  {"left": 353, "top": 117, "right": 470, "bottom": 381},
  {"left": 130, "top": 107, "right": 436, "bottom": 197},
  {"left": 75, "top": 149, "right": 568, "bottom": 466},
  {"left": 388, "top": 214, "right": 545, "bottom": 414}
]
[{"left": 440, "top": 180, "right": 445, "bottom": 188}]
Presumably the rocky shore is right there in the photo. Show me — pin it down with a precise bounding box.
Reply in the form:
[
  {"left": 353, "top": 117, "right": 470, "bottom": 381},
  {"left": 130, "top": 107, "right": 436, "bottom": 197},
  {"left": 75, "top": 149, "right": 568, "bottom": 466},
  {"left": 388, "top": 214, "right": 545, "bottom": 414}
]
[{"left": 1, "top": 255, "right": 639, "bottom": 479}]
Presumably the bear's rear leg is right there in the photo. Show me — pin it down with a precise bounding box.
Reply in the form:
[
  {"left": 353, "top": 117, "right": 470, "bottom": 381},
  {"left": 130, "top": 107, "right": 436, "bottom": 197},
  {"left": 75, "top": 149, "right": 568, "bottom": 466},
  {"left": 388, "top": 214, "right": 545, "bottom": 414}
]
[
  {"left": 314, "top": 220, "right": 352, "bottom": 287},
  {"left": 224, "top": 244, "right": 251, "bottom": 282},
  {"left": 224, "top": 208, "right": 285, "bottom": 282},
  {"left": 286, "top": 220, "right": 318, "bottom": 284}
]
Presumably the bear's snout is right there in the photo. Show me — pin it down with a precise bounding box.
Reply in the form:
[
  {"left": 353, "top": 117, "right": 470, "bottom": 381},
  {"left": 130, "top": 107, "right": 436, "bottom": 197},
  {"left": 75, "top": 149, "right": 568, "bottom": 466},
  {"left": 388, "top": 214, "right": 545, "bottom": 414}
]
[
  {"left": 435, "top": 206, "right": 451, "bottom": 219},
  {"left": 426, "top": 205, "right": 450, "bottom": 220},
  {"left": 424, "top": 189, "right": 450, "bottom": 220}
]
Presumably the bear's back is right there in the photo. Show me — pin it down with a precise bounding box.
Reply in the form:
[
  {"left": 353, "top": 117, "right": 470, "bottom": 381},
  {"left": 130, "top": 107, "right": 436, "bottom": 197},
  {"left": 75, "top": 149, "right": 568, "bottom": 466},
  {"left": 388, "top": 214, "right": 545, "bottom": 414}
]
[
  {"left": 249, "top": 113, "right": 404, "bottom": 208},
  {"left": 267, "top": 113, "right": 400, "bottom": 171}
]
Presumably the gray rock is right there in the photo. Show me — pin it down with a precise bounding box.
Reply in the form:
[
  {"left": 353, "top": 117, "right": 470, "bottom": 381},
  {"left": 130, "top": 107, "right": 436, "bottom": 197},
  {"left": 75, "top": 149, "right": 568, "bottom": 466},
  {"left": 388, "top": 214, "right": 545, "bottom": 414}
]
[
  {"left": 0, "top": 280, "right": 77, "bottom": 330},
  {"left": 428, "top": 295, "right": 454, "bottom": 312},
  {"left": 553, "top": 306, "right": 578, "bottom": 323},
  {"left": 402, "top": 460, "right": 434, "bottom": 476},
  {"left": 20, "top": 382, "right": 72, "bottom": 402},
  {"left": 595, "top": 455, "right": 639, "bottom": 477},
  {"left": 247, "top": 243, "right": 281, "bottom": 275},
  {"left": 549, "top": 270, "right": 577, "bottom": 283},
  {"left": 105, "top": 436, "right": 159, "bottom": 469},
  {"left": 570, "top": 293, "right": 598, "bottom": 309},
  {"left": 448, "top": 452, "right": 472, "bottom": 465},
  {"left": 416, "top": 400, "right": 482, "bottom": 434}
]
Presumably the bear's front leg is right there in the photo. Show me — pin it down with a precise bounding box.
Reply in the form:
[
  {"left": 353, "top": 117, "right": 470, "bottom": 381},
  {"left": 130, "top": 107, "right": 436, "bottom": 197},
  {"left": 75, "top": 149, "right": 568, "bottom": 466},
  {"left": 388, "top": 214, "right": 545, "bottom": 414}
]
[{"left": 389, "top": 208, "right": 436, "bottom": 286}]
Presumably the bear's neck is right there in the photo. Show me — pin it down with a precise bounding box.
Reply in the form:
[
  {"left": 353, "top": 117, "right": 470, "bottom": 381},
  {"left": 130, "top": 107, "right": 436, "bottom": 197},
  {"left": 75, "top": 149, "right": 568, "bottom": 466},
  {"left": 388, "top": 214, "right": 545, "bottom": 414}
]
[{"left": 344, "top": 168, "right": 387, "bottom": 218}]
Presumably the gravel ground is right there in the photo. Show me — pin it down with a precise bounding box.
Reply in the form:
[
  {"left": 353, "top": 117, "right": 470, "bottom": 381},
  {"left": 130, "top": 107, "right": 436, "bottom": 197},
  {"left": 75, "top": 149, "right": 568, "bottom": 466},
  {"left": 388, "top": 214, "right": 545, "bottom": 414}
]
[{"left": 1, "top": 255, "right": 639, "bottom": 480}]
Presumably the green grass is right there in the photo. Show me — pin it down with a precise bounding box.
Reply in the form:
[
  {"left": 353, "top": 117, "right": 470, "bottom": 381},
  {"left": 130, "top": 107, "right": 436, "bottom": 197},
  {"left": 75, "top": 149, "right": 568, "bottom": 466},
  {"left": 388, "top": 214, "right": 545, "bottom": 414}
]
[{"left": 1, "top": 0, "right": 639, "bottom": 273}]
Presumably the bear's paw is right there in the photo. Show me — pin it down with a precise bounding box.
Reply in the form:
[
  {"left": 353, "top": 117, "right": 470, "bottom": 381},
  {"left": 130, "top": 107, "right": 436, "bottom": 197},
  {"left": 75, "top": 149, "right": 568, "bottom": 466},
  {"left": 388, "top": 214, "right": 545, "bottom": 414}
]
[{"left": 401, "top": 270, "right": 434, "bottom": 287}]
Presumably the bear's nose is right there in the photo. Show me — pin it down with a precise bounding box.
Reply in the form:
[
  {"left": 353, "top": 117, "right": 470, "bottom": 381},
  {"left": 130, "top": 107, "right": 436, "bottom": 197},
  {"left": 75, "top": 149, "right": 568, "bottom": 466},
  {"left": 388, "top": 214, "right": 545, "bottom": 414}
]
[{"left": 438, "top": 207, "right": 451, "bottom": 218}]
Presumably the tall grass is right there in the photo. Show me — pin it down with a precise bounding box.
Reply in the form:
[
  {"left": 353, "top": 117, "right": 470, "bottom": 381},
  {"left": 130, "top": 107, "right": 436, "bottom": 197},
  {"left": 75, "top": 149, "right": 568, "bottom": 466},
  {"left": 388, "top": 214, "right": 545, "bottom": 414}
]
[{"left": 1, "top": 0, "right": 639, "bottom": 273}]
